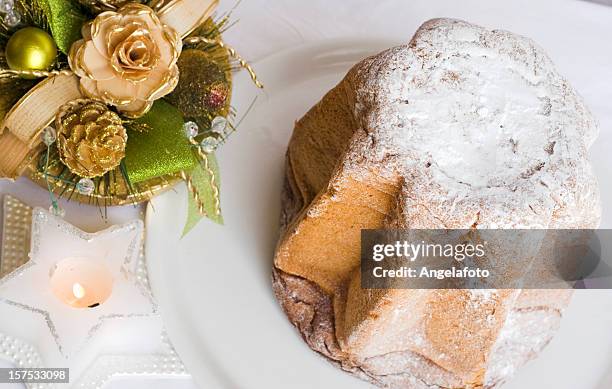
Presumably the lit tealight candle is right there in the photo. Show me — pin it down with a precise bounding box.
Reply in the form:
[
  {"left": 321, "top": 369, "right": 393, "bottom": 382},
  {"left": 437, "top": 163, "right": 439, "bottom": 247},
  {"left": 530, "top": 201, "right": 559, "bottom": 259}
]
[{"left": 49, "top": 257, "right": 114, "bottom": 309}]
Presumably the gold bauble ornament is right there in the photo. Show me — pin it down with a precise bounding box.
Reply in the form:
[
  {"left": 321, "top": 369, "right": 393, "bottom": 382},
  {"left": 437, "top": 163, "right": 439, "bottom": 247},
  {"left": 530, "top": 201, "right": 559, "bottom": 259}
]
[
  {"left": 56, "top": 100, "right": 128, "bottom": 178},
  {"left": 5, "top": 27, "right": 58, "bottom": 75}
]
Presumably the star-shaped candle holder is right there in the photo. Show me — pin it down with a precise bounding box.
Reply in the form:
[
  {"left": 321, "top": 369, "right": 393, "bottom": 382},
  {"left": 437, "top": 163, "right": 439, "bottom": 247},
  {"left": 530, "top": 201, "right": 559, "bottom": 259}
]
[{"left": 0, "top": 196, "right": 190, "bottom": 388}]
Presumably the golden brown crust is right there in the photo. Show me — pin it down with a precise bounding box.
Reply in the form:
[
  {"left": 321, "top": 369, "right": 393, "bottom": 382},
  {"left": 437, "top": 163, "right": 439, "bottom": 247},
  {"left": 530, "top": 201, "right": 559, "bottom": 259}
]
[{"left": 273, "top": 17, "right": 599, "bottom": 389}]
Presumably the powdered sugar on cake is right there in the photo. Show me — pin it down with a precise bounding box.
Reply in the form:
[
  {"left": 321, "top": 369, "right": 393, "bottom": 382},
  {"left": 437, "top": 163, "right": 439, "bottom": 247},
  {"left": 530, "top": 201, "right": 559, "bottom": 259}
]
[
  {"left": 334, "top": 18, "right": 601, "bottom": 386},
  {"left": 274, "top": 18, "right": 601, "bottom": 389},
  {"left": 341, "top": 18, "right": 600, "bottom": 230}
]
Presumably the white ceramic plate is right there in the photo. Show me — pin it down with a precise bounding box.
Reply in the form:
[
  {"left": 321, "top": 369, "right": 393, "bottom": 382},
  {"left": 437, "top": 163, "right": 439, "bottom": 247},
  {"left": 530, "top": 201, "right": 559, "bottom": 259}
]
[{"left": 146, "top": 40, "right": 612, "bottom": 389}]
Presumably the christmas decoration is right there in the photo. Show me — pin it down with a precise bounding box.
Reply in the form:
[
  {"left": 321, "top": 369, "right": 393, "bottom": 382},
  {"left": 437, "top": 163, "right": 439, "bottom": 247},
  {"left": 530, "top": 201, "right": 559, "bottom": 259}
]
[
  {"left": 41, "top": 126, "right": 57, "bottom": 146},
  {"left": 68, "top": 3, "right": 182, "bottom": 118},
  {"left": 0, "top": 0, "right": 262, "bottom": 235},
  {"left": 166, "top": 48, "right": 230, "bottom": 119},
  {"left": 0, "top": 206, "right": 151, "bottom": 356},
  {"left": 123, "top": 100, "right": 196, "bottom": 183},
  {"left": 200, "top": 136, "right": 219, "bottom": 154},
  {"left": 210, "top": 115, "right": 229, "bottom": 136},
  {"left": 76, "top": 0, "right": 144, "bottom": 13},
  {"left": 56, "top": 100, "right": 128, "bottom": 178},
  {"left": 183, "top": 120, "right": 199, "bottom": 138},
  {"left": 5, "top": 27, "right": 57, "bottom": 73},
  {"left": 0, "top": 195, "right": 192, "bottom": 388},
  {"left": 0, "top": 0, "right": 21, "bottom": 28},
  {"left": 75, "top": 177, "right": 95, "bottom": 195}
]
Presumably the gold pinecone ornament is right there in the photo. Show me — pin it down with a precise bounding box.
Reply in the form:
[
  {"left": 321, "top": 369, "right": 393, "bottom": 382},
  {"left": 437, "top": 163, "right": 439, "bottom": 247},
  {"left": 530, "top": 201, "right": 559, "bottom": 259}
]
[{"left": 56, "top": 100, "right": 128, "bottom": 178}]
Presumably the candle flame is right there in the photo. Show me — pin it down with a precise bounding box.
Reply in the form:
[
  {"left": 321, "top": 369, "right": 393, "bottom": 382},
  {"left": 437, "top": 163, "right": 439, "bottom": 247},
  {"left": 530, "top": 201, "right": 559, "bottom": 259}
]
[{"left": 72, "top": 283, "right": 86, "bottom": 300}]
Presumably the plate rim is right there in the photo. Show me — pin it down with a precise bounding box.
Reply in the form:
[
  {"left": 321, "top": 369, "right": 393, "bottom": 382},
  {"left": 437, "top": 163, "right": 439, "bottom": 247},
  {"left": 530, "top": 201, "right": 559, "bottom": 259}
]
[
  {"left": 145, "top": 38, "right": 612, "bottom": 389},
  {"left": 145, "top": 37, "right": 397, "bottom": 389}
]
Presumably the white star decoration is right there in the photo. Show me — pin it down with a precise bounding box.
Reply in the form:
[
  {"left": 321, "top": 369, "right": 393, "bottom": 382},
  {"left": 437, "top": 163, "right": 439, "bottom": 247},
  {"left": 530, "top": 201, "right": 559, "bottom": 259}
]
[
  {"left": 0, "top": 207, "right": 154, "bottom": 357},
  {"left": 0, "top": 197, "right": 190, "bottom": 389}
]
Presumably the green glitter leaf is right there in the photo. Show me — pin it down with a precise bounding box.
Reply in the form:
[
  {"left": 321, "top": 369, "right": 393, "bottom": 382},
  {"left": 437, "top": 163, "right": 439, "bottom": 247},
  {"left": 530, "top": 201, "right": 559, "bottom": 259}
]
[
  {"left": 182, "top": 154, "right": 223, "bottom": 237},
  {"left": 38, "top": 0, "right": 86, "bottom": 54},
  {"left": 124, "top": 100, "right": 197, "bottom": 183}
]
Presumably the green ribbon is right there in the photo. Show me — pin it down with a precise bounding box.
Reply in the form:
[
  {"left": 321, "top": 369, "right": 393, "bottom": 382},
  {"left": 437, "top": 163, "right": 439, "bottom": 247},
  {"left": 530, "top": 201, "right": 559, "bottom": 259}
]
[
  {"left": 37, "top": 0, "right": 86, "bottom": 54},
  {"left": 124, "top": 100, "right": 197, "bottom": 184},
  {"left": 182, "top": 154, "right": 223, "bottom": 237}
]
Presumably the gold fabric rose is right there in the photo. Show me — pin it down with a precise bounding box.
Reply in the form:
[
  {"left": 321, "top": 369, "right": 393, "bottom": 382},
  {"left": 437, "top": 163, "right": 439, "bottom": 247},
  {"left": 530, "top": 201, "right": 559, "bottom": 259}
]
[
  {"left": 68, "top": 3, "right": 182, "bottom": 118},
  {"left": 56, "top": 100, "right": 128, "bottom": 178}
]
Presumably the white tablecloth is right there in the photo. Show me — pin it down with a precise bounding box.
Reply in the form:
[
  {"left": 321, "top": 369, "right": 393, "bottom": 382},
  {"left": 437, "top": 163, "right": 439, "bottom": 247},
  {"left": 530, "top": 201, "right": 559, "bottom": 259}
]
[{"left": 1, "top": 0, "right": 611, "bottom": 387}]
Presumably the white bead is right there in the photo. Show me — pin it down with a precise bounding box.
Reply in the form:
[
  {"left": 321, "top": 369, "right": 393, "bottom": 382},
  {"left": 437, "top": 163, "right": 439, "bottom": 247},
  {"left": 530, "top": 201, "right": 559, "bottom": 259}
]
[
  {"left": 3, "top": 10, "right": 20, "bottom": 28},
  {"left": 183, "top": 121, "right": 199, "bottom": 139},
  {"left": 200, "top": 136, "right": 218, "bottom": 154},
  {"left": 210, "top": 116, "right": 229, "bottom": 136},
  {"left": 0, "top": 0, "right": 14, "bottom": 13},
  {"left": 76, "top": 178, "right": 96, "bottom": 196},
  {"left": 41, "top": 126, "right": 57, "bottom": 146},
  {"left": 76, "top": 178, "right": 95, "bottom": 196}
]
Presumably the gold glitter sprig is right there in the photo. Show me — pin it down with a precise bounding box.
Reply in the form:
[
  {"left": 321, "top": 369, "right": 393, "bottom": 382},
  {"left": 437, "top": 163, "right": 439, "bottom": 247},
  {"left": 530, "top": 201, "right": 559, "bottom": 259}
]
[
  {"left": 123, "top": 120, "right": 153, "bottom": 133},
  {"left": 75, "top": 0, "right": 144, "bottom": 13},
  {"left": 148, "top": 0, "right": 171, "bottom": 12},
  {"left": 184, "top": 36, "right": 263, "bottom": 89},
  {"left": 189, "top": 137, "right": 221, "bottom": 216},
  {"left": 180, "top": 170, "right": 206, "bottom": 216},
  {"left": 0, "top": 69, "right": 73, "bottom": 79}
]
